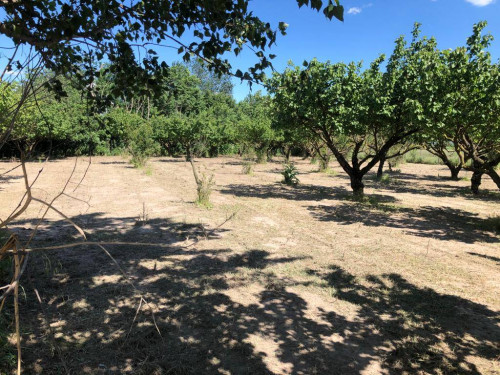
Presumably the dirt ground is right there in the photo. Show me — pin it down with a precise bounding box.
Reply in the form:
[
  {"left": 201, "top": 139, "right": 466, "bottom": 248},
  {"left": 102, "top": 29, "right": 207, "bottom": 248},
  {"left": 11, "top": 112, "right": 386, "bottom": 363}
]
[{"left": 1, "top": 156, "right": 499, "bottom": 375}]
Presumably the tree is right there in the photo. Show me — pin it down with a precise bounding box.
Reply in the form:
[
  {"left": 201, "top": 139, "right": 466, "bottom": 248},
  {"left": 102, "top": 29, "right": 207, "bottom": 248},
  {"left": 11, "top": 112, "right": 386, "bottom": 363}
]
[
  {"left": 427, "top": 22, "right": 500, "bottom": 193},
  {"left": 269, "top": 26, "right": 437, "bottom": 197},
  {"left": 237, "top": 92, "right": 276, "bottom": 163},
  {"left": 188, "top": 59, "right": 234, "bottom": 96}
]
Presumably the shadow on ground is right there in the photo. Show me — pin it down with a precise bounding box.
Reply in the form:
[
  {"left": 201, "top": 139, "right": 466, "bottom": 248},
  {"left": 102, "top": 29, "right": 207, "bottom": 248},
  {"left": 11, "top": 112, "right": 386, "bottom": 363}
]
[
  {"left": 369, "top": 171, "right": 500, "bottom": 202},
  {"left": 219, "top": 182, "right": 353, "bottom": 202},
  {"left": 467, "top": 252, "right": 500, "bottom": 265},
  {"left": 3, "top": 212, "right": 497, "bottom": 374},
  {"left": 308, "top": 203, "right": 499, "bottom": 244}
]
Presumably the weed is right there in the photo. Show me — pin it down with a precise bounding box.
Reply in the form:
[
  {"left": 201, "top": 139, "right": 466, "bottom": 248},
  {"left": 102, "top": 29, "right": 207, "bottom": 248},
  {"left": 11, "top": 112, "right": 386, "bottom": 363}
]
[
  {"left": 196, "top": 171, "right": 215, "bottom": 208},
  {"left": 281, "top": 163, "right": 299, "bottom": 186},
  {"left": 344, "top": 194, "right": 401, "bottom": 213},
  {"left": 136, "top": 202, "right": 149, "bottom": 226},
  {"left": 242, "top": 161, "right": 255, "bottom": 175}
]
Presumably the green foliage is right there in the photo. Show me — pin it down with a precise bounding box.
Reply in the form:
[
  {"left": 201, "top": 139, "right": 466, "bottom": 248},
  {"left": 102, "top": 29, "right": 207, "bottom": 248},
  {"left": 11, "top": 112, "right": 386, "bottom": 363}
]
[
  {"left": 421, "top": 21, "right": 500, "bottom": 191},
  {"left": 0, "top": 0, "right": 343, "bottom": 110},
  {"left": 0, "top": 229, "right": 15, "bottom": 373},
  {"left": 237, "top": 92, "right": 276, "bottom": 162},
  {"left": 128, "top": 121, "right": 159, "bottom": 168},
  {"left": 282, "top": 163, "right": 299, "bottom": 186},
  {"left": 0, "top": 310, "right": 15, "bottom": 374},
  {"left": 404, "top": 150, "right": 443, "bottom": 165}
]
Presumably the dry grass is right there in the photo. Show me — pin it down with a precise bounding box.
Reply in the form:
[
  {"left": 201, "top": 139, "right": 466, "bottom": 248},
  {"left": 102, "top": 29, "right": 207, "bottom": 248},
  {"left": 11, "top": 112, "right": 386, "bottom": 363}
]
[{"left": 0, "top": 156, "right": 499, "bottom": 375}]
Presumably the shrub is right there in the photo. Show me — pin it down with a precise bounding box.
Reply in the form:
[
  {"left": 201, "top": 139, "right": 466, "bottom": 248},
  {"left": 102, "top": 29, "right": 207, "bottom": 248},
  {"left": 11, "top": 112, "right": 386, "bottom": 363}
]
[
  {"left": 282, "top": 163, "right": 299, "bottom": 186},
  {"left": 128, "top": 122, "right": 159, "bottom": 168}
]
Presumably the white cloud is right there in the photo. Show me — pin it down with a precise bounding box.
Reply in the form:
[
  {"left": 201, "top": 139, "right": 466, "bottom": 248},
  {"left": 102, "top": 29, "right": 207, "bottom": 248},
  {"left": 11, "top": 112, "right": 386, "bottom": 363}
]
[
  {"left": 465, "top": 0, "right": 494, "bottom": 6},
  {"left": 347, "top": 7, "right": 362, "bottom": 14}
]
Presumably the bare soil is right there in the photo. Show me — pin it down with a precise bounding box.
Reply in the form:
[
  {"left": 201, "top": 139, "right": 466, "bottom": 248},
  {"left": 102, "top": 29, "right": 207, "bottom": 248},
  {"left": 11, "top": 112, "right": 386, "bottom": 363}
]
[{"left": 1, "top": 156, "right": 499, "bottom": 375}]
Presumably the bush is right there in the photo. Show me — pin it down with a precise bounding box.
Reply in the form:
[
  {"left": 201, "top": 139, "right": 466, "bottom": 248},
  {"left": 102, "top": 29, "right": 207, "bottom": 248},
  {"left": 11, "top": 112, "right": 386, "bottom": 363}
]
[
  {"left": 282, "top": 163, "right": 299, "bottom": 185},
  {"left": 128, "top": 122, "right": 159, "bottom": 168}
]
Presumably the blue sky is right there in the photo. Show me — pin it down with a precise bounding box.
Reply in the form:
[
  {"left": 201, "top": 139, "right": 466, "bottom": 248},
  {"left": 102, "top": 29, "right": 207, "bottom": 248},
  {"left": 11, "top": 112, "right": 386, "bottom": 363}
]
[
  {"left": 1, "top": 0, "right": 499, "bottom": 101},
  {"left": 228, "top": 0, "right": 500, "bottom": 100}
]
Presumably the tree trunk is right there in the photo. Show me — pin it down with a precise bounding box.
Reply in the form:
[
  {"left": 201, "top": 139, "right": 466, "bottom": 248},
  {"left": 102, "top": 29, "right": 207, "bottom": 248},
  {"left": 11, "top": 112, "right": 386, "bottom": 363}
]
[
  {"left": 350, "top": 173, "right": 365, "bottom": 198},
  {"left": 487, "top": 167, "right": 500, "bottom": 191},
  {"left": 285, "top": 147, "right": 291, "bottom": 163},
  {"left": 377, "top": 157, "right": 386, "bottom": 180},
  {"left": 445, "top": 162, "right": 461, "bottom": 180},
  {"left": 449, "top": 166, "right": 460, "bottom": 180},
  {"left": 471, "top": 170, "right": 483, "bottom": 195},
  {"left": 186, "top": 146, "right": 200, "bottom": 187}
]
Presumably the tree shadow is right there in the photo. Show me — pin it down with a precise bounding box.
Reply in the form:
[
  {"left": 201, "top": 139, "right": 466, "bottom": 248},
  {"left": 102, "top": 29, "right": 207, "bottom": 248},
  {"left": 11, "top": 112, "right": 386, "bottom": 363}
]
[
  {"left": 157, "top": 158, "right": 189, "bottom": 163},
  {"left": 370, "top": 172, "right": 500, "bottom": 202},
  {"left": 467, "top": 252, "right": 500, "bottom": 265},
  {"left": 220, "top": 182, "right": 358, "bottom": 202},
  {"left": 308, "top": 203, "right": 499, "bottom": 244},
  {"left": 313, "top": 266, "right": 500, "bottom": 375},
  {"left": 10, "top": 212, "right": 230, "bottom": 246},
  {"left": 13, "top": 213, "right": 306, "bottom": 374},
  {"left": 98, "top": 161, "right": 128, "bottom": 165},
  {"left": 6, "top": 212, "right": 499, "bottom": 374}
]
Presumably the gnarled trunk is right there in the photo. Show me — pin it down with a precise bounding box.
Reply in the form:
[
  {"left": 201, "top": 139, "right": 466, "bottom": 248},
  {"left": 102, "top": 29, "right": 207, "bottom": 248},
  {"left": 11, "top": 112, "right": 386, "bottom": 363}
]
[
  {"left": 350, "top": 173, "right": 365, "bottom": 198},
  {"left": 471, "top": 170, "right": 483, "bottom": 195},
  {"left": 445, "top": 162, "right": 461, "bottom": 180}
]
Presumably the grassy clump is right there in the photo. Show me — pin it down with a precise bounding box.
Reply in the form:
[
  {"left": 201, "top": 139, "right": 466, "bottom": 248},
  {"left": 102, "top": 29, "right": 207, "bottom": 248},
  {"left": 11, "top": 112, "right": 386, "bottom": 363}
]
[
  {"left": 479, "top": 216, "right": 500, "bottom": 233},
  {"left": 281, "top": 163, "right": 299, "bottom": 186},
  {"left": 378, "top": 173, "right": 393, "bottom": 184}
]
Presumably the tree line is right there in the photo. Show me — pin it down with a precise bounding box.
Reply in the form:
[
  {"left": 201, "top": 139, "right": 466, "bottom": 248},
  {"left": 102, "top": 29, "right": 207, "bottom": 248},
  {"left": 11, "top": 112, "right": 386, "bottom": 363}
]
[{"left": 1, "top": 22, "right": 499, "bottom": 197}]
